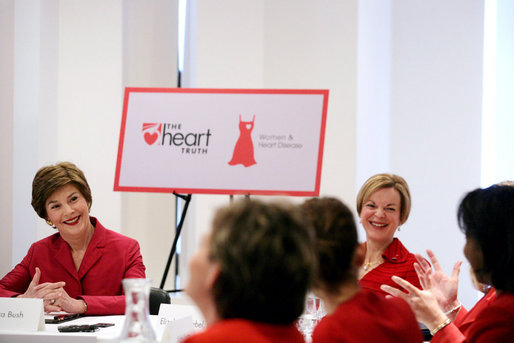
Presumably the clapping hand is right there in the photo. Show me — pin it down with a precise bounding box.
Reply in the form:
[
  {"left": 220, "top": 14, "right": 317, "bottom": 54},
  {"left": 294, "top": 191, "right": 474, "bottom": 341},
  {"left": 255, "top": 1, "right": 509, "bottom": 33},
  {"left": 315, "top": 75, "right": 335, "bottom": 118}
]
[
  {"left": 380, "top": 249, "right": 463, "bottom": 330},
  {"left": 415, "top": 249, "right": 462, "bottom": 314},
  {"left": 380, "top": 276, "right": 448, "bottom": 332}
]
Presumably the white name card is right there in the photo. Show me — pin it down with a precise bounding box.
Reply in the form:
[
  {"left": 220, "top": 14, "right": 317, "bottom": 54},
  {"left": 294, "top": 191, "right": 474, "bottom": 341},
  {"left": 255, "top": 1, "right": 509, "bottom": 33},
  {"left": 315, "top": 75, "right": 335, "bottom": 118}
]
[
  {"left": 157, "top": 304, "right": 206, "bottom": 342},
  {"left": 0, "top": 298, "right": 45, "bottom": 332},
  {"left": 161, "top": 315, "right": 194, "bottom": 343}
]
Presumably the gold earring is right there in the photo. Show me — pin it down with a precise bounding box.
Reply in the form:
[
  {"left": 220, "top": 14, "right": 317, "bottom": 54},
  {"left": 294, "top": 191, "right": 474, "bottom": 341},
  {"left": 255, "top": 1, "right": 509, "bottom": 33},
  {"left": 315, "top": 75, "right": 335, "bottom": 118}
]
[{"left": 46, "top": 220, "right": 56, "bottom": 228}]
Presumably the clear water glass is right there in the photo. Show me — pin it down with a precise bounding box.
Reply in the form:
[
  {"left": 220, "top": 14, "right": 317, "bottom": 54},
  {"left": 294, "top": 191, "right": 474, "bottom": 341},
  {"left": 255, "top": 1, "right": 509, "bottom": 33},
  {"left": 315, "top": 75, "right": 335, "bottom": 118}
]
[
  {"left": 120, "top": 278, "right": 157, "bottom": 343},
  {"left": 297, "top": 293, "right": 325, "bottom": 342}
]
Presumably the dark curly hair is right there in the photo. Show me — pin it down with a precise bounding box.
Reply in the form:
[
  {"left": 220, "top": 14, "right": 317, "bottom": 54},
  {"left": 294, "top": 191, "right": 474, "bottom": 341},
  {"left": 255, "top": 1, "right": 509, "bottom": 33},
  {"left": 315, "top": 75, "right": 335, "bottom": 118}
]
[{"left": 457, "top": 183, "right": 514, "bottom": 293}]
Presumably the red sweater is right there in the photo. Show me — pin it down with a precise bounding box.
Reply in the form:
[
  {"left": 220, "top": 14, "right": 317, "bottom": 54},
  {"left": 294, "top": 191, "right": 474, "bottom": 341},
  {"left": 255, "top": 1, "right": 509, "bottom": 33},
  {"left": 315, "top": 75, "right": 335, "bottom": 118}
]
[
  {"left": 312, "top": 289, "right": 423, "bottom": 343},
  {"left": 182, "top": 319, "right": 305, "bottom": 343},
  {"left": 358, "top": 238, "right": 423, "bottom": 295}
]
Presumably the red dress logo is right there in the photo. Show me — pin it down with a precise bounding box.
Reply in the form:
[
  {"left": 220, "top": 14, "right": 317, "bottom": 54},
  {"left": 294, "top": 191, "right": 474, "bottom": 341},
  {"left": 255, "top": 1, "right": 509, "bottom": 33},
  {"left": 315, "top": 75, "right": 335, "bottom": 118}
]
[
  {"left": 142, "top": 123, "right": 162, "bottom": 145},
  {"left": 228, "top": 115, "right": 257, "bottom": 167}
]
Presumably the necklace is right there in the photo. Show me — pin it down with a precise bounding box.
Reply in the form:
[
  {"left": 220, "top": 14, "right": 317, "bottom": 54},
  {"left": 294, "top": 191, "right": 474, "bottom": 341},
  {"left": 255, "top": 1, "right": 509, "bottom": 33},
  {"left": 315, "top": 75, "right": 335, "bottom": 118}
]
[{"left": 363, "top": 259, "right": 382, "bottom": 271}]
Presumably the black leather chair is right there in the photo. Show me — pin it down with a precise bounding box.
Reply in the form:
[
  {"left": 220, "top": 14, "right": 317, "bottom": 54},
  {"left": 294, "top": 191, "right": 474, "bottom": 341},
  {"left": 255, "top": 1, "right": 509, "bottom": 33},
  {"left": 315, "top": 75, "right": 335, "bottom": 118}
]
[{"left": 149, "top": 287, "right": 171, "bottom": 315}]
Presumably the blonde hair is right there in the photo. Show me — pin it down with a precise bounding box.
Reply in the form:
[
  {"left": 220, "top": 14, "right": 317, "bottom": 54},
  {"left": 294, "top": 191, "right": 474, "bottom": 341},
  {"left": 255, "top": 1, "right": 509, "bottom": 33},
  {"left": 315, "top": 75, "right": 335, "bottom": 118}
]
[{"left": 356, "top": 173, "right": 411, "bottom": 224}]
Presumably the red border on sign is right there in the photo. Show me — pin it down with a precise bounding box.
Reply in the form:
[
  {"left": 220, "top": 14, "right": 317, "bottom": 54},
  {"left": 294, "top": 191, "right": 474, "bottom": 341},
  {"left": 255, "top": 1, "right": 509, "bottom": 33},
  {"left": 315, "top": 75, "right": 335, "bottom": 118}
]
[{"left": 114, "top": 87, "right": 329, "bottom": 196}]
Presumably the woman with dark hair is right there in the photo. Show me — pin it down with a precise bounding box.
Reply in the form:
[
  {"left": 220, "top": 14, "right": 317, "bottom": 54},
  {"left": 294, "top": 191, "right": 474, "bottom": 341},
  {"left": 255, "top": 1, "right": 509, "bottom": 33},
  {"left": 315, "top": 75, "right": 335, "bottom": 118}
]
[
  {"left": 183, "top": 199, "right": 316, "bottom": 342},
  {"left": 381, "top": 184, "right": 514, "bottom": 342},
  {"left": 0, "top": 162, "right": 146, "bottom": 315},
  {"left": 302, "top": 197, "right": 422, "bottom": 342}
]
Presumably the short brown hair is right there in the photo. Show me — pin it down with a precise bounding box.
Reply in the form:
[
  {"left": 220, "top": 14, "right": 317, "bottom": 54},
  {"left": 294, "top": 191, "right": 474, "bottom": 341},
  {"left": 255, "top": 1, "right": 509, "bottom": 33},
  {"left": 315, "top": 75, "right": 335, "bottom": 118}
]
[
  {"left": 301, "top": 197, "right": 358, "bottom": 294},
  {"left": 209, "top": 199, "right": 316, "bottom": 325},
  {"left": 356, "top": 173, "right": 411, "bottom": 224},
  {"left": 31, "top": 162, "right": 92, "bottom": 219}
]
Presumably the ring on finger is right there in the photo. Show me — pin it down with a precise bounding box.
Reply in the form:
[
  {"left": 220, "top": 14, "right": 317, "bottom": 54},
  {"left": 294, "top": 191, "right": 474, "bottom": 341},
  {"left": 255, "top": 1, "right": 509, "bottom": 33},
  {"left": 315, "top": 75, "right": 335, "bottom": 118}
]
[{"left": 50, "top": 299, "right": 55, "bottom": 305}]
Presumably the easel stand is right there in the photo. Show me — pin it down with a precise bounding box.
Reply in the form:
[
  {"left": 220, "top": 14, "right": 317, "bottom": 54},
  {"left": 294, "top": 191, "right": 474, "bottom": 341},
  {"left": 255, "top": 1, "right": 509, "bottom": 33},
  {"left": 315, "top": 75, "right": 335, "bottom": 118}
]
[{"left": 160, "top": 192, "right": 192, "bottom": 291}]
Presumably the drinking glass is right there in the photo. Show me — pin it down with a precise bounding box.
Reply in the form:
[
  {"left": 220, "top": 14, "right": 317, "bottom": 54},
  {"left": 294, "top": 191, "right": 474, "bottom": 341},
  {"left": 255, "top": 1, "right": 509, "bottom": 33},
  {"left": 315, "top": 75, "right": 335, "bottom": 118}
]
[{"left": 120, "top": 278, "right": 157, "bottom": 343}]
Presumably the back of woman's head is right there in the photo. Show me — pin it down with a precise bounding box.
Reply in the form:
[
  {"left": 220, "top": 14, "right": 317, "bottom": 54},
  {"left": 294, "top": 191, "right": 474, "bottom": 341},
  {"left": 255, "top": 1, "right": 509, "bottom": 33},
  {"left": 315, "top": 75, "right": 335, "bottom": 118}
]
[
  {"left": 210, "top": 199, "right": 316, "bottom": 325},
  {"left": 458, "top": 183, "right": 514, "bottom": 293},
  {"left": 301, "top": 197, "right": 358, "bottom": 294}
]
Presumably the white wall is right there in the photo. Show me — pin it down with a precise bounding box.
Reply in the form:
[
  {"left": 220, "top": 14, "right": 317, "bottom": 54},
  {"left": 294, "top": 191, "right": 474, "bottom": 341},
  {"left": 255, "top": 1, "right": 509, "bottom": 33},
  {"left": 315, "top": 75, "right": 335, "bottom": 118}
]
[
  {"left": 0, "top": 0, "right": 14, "bottom": 274},
  {"left": 494, "top": 0, "right": 514, "bottom": 182},
  {"left": 4, "top": 0, "right": 126, "bottom": 267},
  {"left": 12, "top": 0, "right": 47, "bottom": 266},
  {"left": 388, "top": 0, "right": 485, "bottom": 308},
  {"left": 356, "top": 0, "right": 392, "bottom": 182},
  {"left": 2, "top": 0, "right": 512, "bottom": 310},
  {"left": 121, "top": 0, "right": 180, "bottom": 290}
]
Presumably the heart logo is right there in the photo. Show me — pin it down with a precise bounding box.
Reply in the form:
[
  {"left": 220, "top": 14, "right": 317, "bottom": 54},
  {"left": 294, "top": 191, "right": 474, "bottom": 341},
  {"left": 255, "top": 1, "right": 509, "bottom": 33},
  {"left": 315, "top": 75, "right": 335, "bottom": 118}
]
[
  {"left": 144, "top": 131, "right": 159, "bottom": 145},
  {"left": 142, "top": 123, "right": 162, "bottom": 145}
]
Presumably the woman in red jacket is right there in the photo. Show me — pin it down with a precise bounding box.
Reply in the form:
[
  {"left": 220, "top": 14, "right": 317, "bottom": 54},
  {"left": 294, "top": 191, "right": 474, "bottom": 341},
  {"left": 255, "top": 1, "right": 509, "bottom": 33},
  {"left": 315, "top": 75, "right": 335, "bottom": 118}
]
[
  {"left": 382, "top": 183, "right": 514, "bottom": 342},
  {"left": 0, "top": 162, "right": 146, "bottom": 315}
]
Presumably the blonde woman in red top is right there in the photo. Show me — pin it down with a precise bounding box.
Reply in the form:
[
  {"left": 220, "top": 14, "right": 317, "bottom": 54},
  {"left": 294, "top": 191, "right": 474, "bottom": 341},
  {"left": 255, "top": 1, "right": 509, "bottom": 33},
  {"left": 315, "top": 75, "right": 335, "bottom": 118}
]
[{"left": 356, "top": 173, "right": 423, "bottom": 295}]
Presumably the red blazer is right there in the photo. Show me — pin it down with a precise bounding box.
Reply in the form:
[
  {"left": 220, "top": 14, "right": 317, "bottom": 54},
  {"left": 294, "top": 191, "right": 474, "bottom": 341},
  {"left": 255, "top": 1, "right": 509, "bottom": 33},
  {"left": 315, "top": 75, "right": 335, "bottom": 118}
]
[
  {"left": 431, "top": 289, "right": 496, "bottom": 343},
  {"left": 432, "top": 290, "right": 514, "bottom": 343},
  {"left": 0, "top": 217, "right": 146, "bottom": 315},
  {"left": 359, "top": 238, "right": 423, "bottom": 296},
  {"left": 466, "top": 292, "right": 514, "bottom": 342},
  {"left": 312, "top": 289, "right": 423, "bottom": 343},
  {"left": 182, "top": 319, "right": 305, "bottom": 343}
]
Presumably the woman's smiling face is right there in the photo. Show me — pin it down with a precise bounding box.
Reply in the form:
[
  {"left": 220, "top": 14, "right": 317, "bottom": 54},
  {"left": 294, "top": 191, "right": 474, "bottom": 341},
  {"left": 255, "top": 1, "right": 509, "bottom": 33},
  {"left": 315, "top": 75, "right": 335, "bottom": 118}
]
[
  {"left": 45, "top": 183, "right": 91, "bottom": 241},
  {"left": 359, "top": 187, "right": 402, "bottom": 245}
]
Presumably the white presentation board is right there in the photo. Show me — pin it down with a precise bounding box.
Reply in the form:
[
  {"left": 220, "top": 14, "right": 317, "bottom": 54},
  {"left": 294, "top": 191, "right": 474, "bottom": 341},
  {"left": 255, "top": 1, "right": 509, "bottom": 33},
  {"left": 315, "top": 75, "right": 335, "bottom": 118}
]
[{"left": 114, "top": 88, "right": 329, "bottom": 196}]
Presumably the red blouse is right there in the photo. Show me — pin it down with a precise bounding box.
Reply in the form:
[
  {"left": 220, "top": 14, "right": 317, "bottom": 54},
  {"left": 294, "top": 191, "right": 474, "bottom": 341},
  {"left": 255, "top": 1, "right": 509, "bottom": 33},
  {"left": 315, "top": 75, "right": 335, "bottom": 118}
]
[
  {"left": 358, "top": 238, "right": 422, "bottom": 295},
  {"left": 312, "top": 289, "right": 423, "bottom": 343}
]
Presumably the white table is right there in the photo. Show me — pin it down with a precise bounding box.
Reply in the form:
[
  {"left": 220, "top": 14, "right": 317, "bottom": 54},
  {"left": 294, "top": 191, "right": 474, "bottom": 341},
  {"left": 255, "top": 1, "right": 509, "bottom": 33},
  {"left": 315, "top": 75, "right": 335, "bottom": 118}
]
[
  {"left": 0, "top": 315, "right": 163, "bottom": 343},
  {"left": 0, "top": 314, "right": 431, "bottom": 343}
]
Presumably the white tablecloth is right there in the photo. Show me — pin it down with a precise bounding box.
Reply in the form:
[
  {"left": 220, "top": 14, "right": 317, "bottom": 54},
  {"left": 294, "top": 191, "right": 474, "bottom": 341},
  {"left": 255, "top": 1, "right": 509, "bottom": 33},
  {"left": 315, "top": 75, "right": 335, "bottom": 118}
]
[
  {"left": 0, "top": 314, "right": 161, "bottom": 343},
  {"left": 0, "top": 314, "right": 430, "bottom": 343}
]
